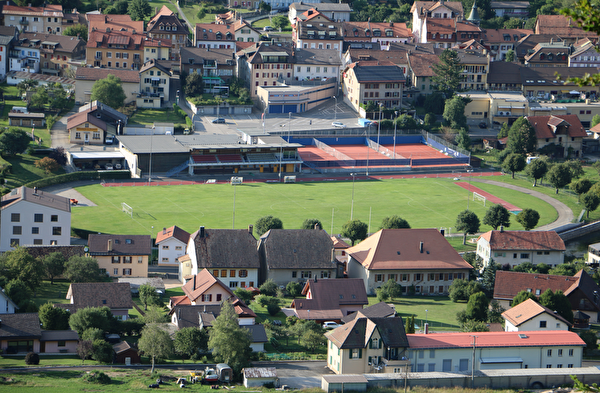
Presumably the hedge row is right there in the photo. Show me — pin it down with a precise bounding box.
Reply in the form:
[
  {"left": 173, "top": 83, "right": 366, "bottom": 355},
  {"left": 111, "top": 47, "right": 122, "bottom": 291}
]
[{"left": 23, "top": 170, "right": 131, "bottom": 189}]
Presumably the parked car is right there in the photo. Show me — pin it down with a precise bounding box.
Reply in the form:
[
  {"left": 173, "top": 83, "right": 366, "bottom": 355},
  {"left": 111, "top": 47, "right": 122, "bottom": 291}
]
[
  {"left": 332, "top": 121, "right": 346, "bottom": 128},
  {"left": 212, "top": 118, "right": 226, "bottom": 124},
  {"left": 478, "top": 122, "right": 487, "bottom": 129},
  {"left": 263, "top": 26, "right": 274, "bottom": 31},
  {"left": 105, "top": 135, "right": 115, "bottom": 145},
  {"left": 323, "top": 321, "right": 341, "bottom": 329}
]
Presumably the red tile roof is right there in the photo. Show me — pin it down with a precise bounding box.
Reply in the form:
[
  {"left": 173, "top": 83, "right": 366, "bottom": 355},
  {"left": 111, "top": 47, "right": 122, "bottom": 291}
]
[
  {"left": 75, "top": 68, "right": 140, "bottom": 83},
  {"left": 478, "top": 230, "right": 565, "bottom": 251},
  {"left": 291, "top": 278, "right": 368, "bottom": 319},
  {"left": 182, "top": 268, "right": 234, "bottom": 302},
  {"left": 408, "top": 53, "right": 440, "bottom": 77},
  {"left": 195, "top": 23, "right": 235, "bottom": 42},
  {"left": 347, "top": 229, "right": 472, "bottom": 271},
  {"left": 526, "top": 114, "right": 588, "bottom": 139},
  {"left": 493, "top": 270, "right": 578, "bottom": 301},
  {"left": 535, "top": 15, "right": 596, "bottom": 38},
  {"left": 88, "top": 14, "right": 143, "bottom": 33},
  {"left": 67, "top": 111, "right": 107, "bottom": 131},
  {"left": 502, "top": 298, "right": 571, "bottom": 327},
  {"left": 407, "top": 330, "right": 585, "bottom": 349},
  {"left": 4, "top": 4, "right": 63, "bottom": 17},
  {"left": 331, "top": 236, "right": 350, "bottom": 249},
  {"left": 156, "top": 225, "right": 191, "bottom": 244},
  {"left": 342, "top": 21, "right": 411, "bottom": 39}
]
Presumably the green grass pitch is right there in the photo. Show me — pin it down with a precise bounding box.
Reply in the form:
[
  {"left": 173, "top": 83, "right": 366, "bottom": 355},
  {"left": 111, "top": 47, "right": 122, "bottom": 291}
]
[{"left": 71, "top": 177, "right": 557, "bottom": 237}]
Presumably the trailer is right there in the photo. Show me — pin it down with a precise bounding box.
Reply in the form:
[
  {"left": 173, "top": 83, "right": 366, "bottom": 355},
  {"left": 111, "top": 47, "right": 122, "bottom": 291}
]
[{"left": 217, "top": 363, "right": 233, "bottom": 383}]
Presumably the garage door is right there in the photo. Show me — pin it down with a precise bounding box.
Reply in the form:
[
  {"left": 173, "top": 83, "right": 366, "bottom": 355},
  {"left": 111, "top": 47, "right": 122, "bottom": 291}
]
[
  {"left": 283, "top": 104, "right": 297, "bottom": 113},
  {"left": 269, "top": 105, "right": 283, "bottom": 114}
]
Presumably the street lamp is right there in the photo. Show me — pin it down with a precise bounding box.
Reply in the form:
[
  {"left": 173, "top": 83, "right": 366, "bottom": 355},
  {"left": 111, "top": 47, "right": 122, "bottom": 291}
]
[
  {"left": 377, "top": 103, "right": 383, "bottom": 150},
  {"left": 350, "top": 173, "right": 356, "bottom": 220},
  {"left": 333, "top": 96, "right": 338, "bottom": 120},
  {"left": 394, "top": 111, "right": 398, "bottom": 158},
  {"left": 366, "top": 123, "right": 371, "bottom": 176}
]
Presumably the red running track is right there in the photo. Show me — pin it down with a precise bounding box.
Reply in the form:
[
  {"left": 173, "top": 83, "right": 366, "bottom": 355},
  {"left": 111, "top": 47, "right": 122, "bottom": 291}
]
[
  {"left": 454, "top": 182, "right": 521, "bottom": 212},
  {"left": 101, "top": 172, "right": 505, "bottom": 187}
]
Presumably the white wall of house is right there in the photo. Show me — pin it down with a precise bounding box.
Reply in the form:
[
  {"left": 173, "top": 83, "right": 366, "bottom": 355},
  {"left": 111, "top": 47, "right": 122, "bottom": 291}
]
[
  {"left": 476, "top": 238, "right": 565, "bottom": 268},
  {"left": 207, "top": 268, "right": 259, "bottom": 289},
  {"left": 266, "top": 268, "right": 336, "bottom": 286},
  {"left": 0, "top": 292, "right": 17, "bottom": 313},
  {"left": 1, "top": 200, "right": 71, "bottom": 251},
  {"left": 408, "top": 344, "right": 583, "bottom": 372},
  {"left": 505, "top": 313, "right": 569, "bottom": 332},
  {"left": 250, "top": 342, "right": 265, "bottom": 352},
  {"left": 157, "top": 237, "right": 187, "bottom": 266},
  {"left": 293, "top": 63, "right": 340, "bottom": 82}
]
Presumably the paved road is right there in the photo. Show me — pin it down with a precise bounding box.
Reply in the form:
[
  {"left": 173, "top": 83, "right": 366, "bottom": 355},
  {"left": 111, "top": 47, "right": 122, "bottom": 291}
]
[
  {"left": 51, "top": 107, "right": 78, "bottom": 149},
  {"left": 471, "top": 179, "right": 574, "bottom": 231}
]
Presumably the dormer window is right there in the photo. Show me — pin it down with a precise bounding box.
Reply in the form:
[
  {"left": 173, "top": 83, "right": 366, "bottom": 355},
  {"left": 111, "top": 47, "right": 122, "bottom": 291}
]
[
  {"left": 166, "top": 26, "right": 171, "bottom": 31},
  {"left": 386, "top": 30, "right": 393, "bottom": 37},
  {"left": 547, "top": 53, "right": 553, "bottom": 60},
  {"left": 159, "top": 25, "right": 164, "bottom": 30},
  {"left": 540, "top": 53, "right": 545, "bottom": 60}
]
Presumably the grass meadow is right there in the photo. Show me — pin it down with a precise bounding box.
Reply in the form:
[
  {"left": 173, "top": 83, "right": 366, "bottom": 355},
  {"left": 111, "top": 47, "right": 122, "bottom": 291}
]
[{"left": 71, "top": 177, "right": 556, "bottom": 237}]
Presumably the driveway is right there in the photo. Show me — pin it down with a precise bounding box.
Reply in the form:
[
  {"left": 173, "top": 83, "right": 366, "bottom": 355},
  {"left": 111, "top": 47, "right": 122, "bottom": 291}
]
[
  {"left": 51, "top": 107, "right": 78, "bottom": 149},
  {"left": 471, "top": 179, "right": 574, "bottom": 231}
]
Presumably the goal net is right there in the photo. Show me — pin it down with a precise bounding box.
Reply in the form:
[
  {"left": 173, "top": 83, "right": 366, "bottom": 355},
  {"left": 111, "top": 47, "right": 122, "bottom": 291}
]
[
  {"left": 230, "top": 176, "right": 243, "bottom": 185},
  {"left": 473, "top": 192, "right": 486, "bottom": 207},
  {"left": 122, "top": 202, "right": 133, "bottom": 218}
]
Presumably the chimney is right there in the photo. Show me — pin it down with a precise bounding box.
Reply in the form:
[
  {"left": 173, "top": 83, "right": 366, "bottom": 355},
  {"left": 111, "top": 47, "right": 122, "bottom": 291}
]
[
  {"left": 248, "top": 225, "right": 253, "bottom": 235},
  {"left": 199, "top": 226, "right": 205, "bottom": 237},
  {"left": 500, "top": 225, "right": 504, "bottom": 233},
  {"left": 108, "top": 239, "right": 113, "bottom": 251},
  {"left": 33, "top": 186, "right": 38, "bottom": 194},
  {"left": 419, "top": 241, "right": 424, "bottom": 253},
  {"left": 440, "top": 229, "right": 445, "bottom": 236},
  {"left": 204, "top": 305, "right": 206, "bottom": 313},
  {"left": 162, "top": 227, "right": 167, "bottom": 235},
  {"left": 314, "top": 223, "right": 320, "bottom": 230}
]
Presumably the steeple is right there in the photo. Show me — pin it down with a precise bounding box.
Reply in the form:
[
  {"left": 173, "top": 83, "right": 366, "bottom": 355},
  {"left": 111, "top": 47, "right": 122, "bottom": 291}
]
[{"left": 467, "top": 0, "right": 480, "bottom": 24}]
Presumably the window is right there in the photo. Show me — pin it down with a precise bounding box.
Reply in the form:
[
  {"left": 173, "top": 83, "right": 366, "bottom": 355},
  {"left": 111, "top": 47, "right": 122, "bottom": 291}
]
[
  {"left": 430, "top": 349, "right": 435, "bottom": 358},
  {"left": 558, "top": 349, "right": 563, "bottom": 357},
  {"left": 520, "top": 253, "right": 530, "bottom": 259},
  {"left": 162, "top": 258, "right": 169, "bottom": 262},
  {"left": 10, "top": 239, "right": 19, "bottom": 247},
  {"left": 34, "top": 213, "right": 43, "bottom": 222},
  {"left": 569, "top": 349, "right": 574, "bottom": 356},
  {"left": 375, "top": 274, "right": 383, "bottom": 282},
  {"left": 123, "top": 269, "right": 132, "bottom": 276},
  {"left": 33, "top": 239, "right": 43, "bottom": 245},
  {"left": 568, "top": 364, "right": 574, "bottom": 368},
  {"left": 546, "top": 364, "right": 552, "bottom": 368},
  {"left": 213, "top": 270, "right": 219, "bottom": 277},
  {"left": 239, "top": 270, "right": 248, "bottom": 277},
  {"left": 547, "top": 349, "right": 552, "bottom": 357},
  {"left": 202, "top": 294, "right": 212, "bottom": 302},
  {"left": 301, "top": 271, "right": 312, "bottom": 279},
  {"left": 52, "top": 227, "right": 61, "bottom": 236},
  {"left": 114, "top": 268, "right": 118, "bottom": 275},
  {"left": 540, "top": 320, "right": 547, "bottom": 328},
  {"left": 162, "top": 245, "right": 169, "bottom": 250},
  {"left": 124, "top": 256, "right": 132, "bottom": 264},
  {"left": 175, "top": 246, "right": 182, "bottom": 250},
  {"left": 51, "top": 215, "right": 58, "bottom": 222},
  {"left": 112, "top": 256, "right": 120, "bottom": 263},
  {"left": 221, "top": 269, "right": 227, "bottom": 277},
  {"left": 230, "top": 270, "right": 236, "bottom": 277},
  {"left": 11, "top": 213, "right": 20, "bottom": 222},
  {"left": 292, "top": 271, "right": 297, "bottom": 278},
  {"left": 351, "top": 348, "right": 362, "bottom": 359},
  {"left": 12, "top": 226, "right": 22, "bottom": 235},
  {"left": 229, "top": 281, "right": 238, "bottom": 288},
  {"left": 32, "top": 227, "right": 39, "bottom": 234},
  {"left": 138, "top": 256, "right": 143, "bottom": 263},
  {"left": 216, "top": 294, "right": 222, "bottom": 302}
]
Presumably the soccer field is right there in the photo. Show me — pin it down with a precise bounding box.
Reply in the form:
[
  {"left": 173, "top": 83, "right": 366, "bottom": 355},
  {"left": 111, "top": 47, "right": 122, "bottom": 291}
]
[{"left": 71, "top": 178, "right": 557, "bottom": 237}]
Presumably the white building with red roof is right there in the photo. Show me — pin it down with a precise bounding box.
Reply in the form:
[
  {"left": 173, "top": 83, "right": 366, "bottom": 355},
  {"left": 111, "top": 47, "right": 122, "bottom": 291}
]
[
  {"left": 407, "top": 330, "right": 584, "bottom": 372},
  {"left": 502, "top": 299, "right": 571, "bottom": 332},
  {"left": 346, "top": 229, "right": 472, "bottom": 295},
  {"left": 3, "top": 4, "right": 64, "bottom": 34},
  {"left": 476, "top": 229, "right": 566, "bottom": 269},
  {"left": 156, "top": 225, "right": 190, "bottom": 267},
  {"left": 526, "top": 114, "right": 587, "bottom": 158},
  {"left": 194, "top": 23, "right": 235, "bottom": 49}
]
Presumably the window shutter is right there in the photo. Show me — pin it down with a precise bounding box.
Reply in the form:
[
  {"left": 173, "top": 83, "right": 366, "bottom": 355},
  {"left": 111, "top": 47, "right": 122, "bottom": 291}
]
[
  {"left": 379, "top": 340, "right": 382, "bottom": 349},
  {"left": 369, "top": 340, "right": 372, "bottom": 349},
  {"left": 349, "top": 350, "right": 352, "bottom": 359},
  {"left": 359, "top": 349, "right": 362, "bottom": 359}
]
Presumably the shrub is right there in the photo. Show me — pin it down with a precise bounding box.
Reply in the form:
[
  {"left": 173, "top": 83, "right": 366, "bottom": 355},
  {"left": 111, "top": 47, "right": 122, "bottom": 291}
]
[
  {"left": 25, "top": 352, "right": 40, "bottom": 365},
  {"left": 267, "top": 303, "right": 281, "bottom": 316},
  {"left": 82, "top": 370, "right": 111, "bottom": 384}
]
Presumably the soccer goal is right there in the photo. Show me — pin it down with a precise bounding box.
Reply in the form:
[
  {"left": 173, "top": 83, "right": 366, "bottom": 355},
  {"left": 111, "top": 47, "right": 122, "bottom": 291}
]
[
  {"left": 122, "top": 202, "right": 133, "bottom": 218},
  {"left": 230, "top": 176, "right": 243, "bottom": 185},
  {"left": 473, "top": 192, "right": 486, "bottom": 207}
]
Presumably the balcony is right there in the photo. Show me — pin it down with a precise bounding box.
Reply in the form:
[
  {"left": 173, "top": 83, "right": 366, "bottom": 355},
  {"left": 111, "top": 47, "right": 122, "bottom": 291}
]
[
  {"left": 137, "top": 92, "right": 164, "bottom": 99},
  {"left": 95, "top": 55, "right": 102, "bottom": 60},
  {"left": 19, "top": 19, "right": 29, "bottom": 25}
]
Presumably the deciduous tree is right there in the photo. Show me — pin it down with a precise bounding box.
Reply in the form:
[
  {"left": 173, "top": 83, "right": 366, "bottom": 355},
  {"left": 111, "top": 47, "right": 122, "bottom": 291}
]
[
  {"left": 516, "top": 208, "right": 540, "bottom": 230},
  {"left": 255, "top": 215, "right": 283, "bottom": 236},
  {"left": 539, "top": 289, "right": 573, "bottom": 323},
  {"left": 128, "top": 0, "right": 151, "bottom": 21},
  {"left": 380, "top": 215, "right": 410, "bottom": 229},
  {"left": 286, "top": 281, "right": 302, "bottom": 297},
  {"left": 0, "top": 246, "right": 44, "bottom": 290},
  {"left": 91, "top": 74, "right": 126, "bottom": 110},
  {"left": 455, "top": 128, "right": 471, "bottom": 151},
  {"left": 138, "top": 324, "right": 174, "bottom": 373},
  {"left": 465, "top": 292, "right": 489, "bottom": 321},
  {"left": 483, "top": 204, "right": 511, "bottom": 230},
  {"left": 341, "top": 219, "right": 368, "bottom": 245},
  {"left": 271, "top": 15, "right": 290, "bottom": 31},
  {"left": 583, "top": 191, "right": 600, "bottom": 218},
  {"left": 526, "top": 157, "right": 548, "bottom": 186},
  {"left": 455, "top": 210, "right": 480, "bottom": 245},
  {"left": 567, "top": 159, "right": 585, "bottom": 179},
  {"left": 184, "top": 72, "right": 204, "bottom": 97},
  {"left": 571, "top": 178, "right": 592, "bottom": 202},
  {"left": 259, "top": 279, "right": 277, "bottom": 296},
  {"left": 43, "top": 252, "right": 66, "bottom": 284},
  {"left": 69, "top": 306, "right": 117, "bottom": 335},
  {"left": 39, "top": 303, "right": 70, "bottom": 330},
  {"left": 0, "top": 128, "right": 31, "bottom": 156},
  {"left": 63, "top": 24, "right": 88, "bottom": 41},
  {"left": 502, "top": 153, "right": 526, "bottom": 179},
  {"left": 443, "top": 96, "right": 469, "bottom": 130},
  {"left": 511, "top": 290, "right": 538, "bottom": 307},
  {"left": 35, "top": 157, "right": 60, "bottom": 174},
  {"left": 139, "top": 283, "right": 160, "bottom": 311},
  {"left": 64, "top": 256, "right": 103, "bottom": 283},
  {"left": 547, "top": 162, "right": 573, "bottom": 194},
  {"left": 174, "top": 327, "right": 208, "bottom": 359},
  {"left": 233, "top": 287, "right": 253, "bottom": 305},
  {"left": 301, "top": 218, "right": 322, "bottom": 230}
]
